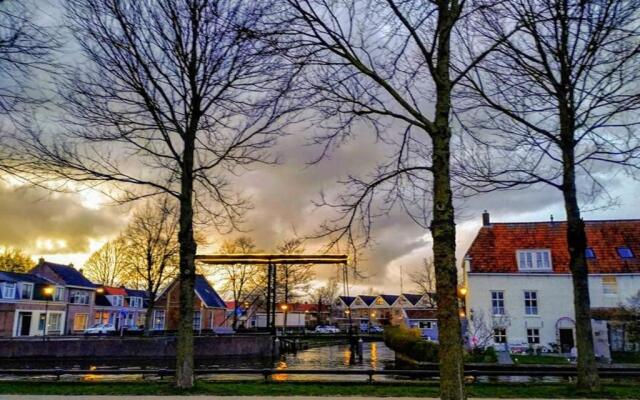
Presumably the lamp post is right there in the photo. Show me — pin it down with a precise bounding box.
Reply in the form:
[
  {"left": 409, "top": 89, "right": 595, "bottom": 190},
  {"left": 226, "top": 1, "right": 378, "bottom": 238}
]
[
  {"left": 42, "top": 286, "right": 54, "bottom": 342},
  {"left": 369, "top": 311, "right": 376, "bottom": 333},
  {"left": 280, "top": 304, "right": 288, "bottom": 336}
]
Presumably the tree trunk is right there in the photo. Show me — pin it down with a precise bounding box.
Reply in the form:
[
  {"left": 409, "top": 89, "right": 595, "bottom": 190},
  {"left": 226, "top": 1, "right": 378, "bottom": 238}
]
[
  {"left": 176, "top": 136, "right": 197, "bottom": 389},
  {"left": 431, "top": 3, "right": 465, "bottom": 399},
  {"left": 562, "top": 146, "right": 600, "bottom": 391},
  {"left": 143, "top": 296, "right": 155, "bottom": 337}
]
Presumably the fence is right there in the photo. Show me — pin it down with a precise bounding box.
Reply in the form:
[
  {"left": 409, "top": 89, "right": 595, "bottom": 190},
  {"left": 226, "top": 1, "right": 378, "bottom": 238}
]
[{"left": 1, "top": 365, "right": 640, "bottom": 382}]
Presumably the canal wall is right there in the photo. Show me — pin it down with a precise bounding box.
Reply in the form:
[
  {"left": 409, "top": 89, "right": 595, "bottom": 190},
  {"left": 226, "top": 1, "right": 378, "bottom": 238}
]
[{"left": 0, "top": 335, "right": 273, "bottom": 359}]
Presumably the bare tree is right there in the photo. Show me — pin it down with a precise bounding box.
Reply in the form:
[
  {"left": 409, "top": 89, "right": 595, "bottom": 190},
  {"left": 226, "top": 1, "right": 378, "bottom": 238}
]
[
  {"left": 4, "top": 0, "right": 297, "bottom": 388},
  {"left": 410, "top": 258, "right": 436, "bottom": 298},
  {"left": 121, "top": 198, "right": 179, "bottom": 336},
  {"left": 0, "top": 0, "right": 56, "bottom": 121},
  {"left": 83, "top": 238, "right": 129, "bottom": 287},
  {"left": 0, "top": 247, "right": 35, "bottom": 273},
  {"left": 214, "top": 236, "right": 265, "bottom": 329},
  {"left": 276, "top": 2, "right": 508, "bottom": 397},
  {"left": 458, "top": 0, "right": 640, "bottom": 390},
  {"left": 276, "top": 238, "right": 314, "bottom": 329},
  {"left": 311, "top": 277, "right": 339, "bottom": 325}
]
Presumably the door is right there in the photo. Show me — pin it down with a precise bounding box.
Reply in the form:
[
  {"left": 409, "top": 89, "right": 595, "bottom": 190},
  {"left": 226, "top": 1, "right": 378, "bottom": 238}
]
[
  {"left": 17, "top": 312, "right": 32, "bottom": 336},
  {"left": 559, "top": 328, "right": 574, "bottom": 353}
]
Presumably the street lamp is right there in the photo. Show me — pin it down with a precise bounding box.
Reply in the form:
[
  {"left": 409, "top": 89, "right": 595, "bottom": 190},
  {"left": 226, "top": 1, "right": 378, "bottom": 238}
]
[
  {"left": 280, "top": 304, "right": 288, "bottom": 336},
  {"left": 42, "top": 286, "right": 54, "bottom": 342}
]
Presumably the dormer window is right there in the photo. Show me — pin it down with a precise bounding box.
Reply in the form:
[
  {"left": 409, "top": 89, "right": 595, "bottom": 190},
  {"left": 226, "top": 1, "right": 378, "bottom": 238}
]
[
  {"left": 517, "top": 250, "right": 552, "bottom": 271},
  {"left": 19, "top": 283, "right": 33, "bottom": 300},
  {"left": 617, "top": 246, "right": 634, "bottom": 259},
  {"left": 585, "top": 248, "right": 596, "bottom": 259}
]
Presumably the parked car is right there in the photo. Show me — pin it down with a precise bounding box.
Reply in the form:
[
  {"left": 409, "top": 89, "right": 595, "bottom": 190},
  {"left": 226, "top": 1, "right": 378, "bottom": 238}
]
[
  {"left": 314, "top": 325, "right": 340, "bottom": 334},
  {"left": 369, "top": 326, "right": 384, "bottom": 334},
  {"left": 84, "top": 323, "right": 116, "bottom": 335}
]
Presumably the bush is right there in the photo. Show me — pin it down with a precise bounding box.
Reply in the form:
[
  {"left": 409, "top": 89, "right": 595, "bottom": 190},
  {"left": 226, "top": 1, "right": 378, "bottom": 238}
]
[
  {"left": 383, "top": 325, "right": 439, "bottom": 362},
  {"left": 465, "top": 346, "right": 497, "bottom": 363}
]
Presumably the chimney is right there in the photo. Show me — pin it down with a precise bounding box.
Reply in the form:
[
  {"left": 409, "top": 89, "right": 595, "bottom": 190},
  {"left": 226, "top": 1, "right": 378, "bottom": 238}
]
[
  {"left": 482, "top": 210, "right": 491, "bottom": 227},
  {"left": 38, "top": 257, "right": 45, "bottom": 265}
]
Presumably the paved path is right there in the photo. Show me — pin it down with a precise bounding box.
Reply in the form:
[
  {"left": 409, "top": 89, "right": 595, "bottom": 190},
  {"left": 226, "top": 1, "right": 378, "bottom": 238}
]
[
  {"left": 496, "top": 350, "right": 514, "bottom": 365},
  {"left": 0, "top": 397, "right": 602, "bottom": 400}
]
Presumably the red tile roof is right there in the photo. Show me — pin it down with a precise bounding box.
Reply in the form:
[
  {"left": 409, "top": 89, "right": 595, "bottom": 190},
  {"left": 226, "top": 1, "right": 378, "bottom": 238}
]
[
  {"left": 102, "top": 286, "right": 127, "bottom": 296},
  {"left": 466, "top": 219, "right": 640, "bottom": 274},
  {"left": 405, "top": 309, "right": 437, "bottom": 319}
]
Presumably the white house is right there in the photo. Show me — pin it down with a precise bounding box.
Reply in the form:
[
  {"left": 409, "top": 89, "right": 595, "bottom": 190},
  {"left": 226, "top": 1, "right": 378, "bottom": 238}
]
[{"left": 464, "top": 212, "right": 640, "bottom": 359}]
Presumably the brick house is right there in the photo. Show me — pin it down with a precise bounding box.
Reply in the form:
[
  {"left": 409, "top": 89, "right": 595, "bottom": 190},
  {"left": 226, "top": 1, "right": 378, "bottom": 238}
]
[
  {"left": 152, "top": 275, "right": 226, "bottom": 332},
  {"left": 464, "top": 213, "right": 640, "bottom": 358},
  {"left": 29, "top": 259, "right": 97, "bottom": 335},
  {"left": 93, "top": 286, "right": 148, "bottom": 330},
  {"left": 0, "top": 271, "right": 66, "bottom": 337}
]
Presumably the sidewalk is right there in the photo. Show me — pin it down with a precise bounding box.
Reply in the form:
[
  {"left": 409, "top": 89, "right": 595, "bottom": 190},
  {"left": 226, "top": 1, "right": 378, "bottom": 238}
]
[{"left": 0, "top": 397, "right": 602, "bottom": 400}]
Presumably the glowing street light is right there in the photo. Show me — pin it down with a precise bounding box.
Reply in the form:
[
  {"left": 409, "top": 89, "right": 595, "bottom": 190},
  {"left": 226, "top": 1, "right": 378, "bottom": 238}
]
[{"left": 42, "top": 286, "right": 54, "bottom": 342}]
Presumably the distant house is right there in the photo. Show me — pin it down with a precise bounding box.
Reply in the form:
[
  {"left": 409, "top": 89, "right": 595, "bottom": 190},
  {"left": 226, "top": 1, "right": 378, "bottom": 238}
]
[
  {"left": 0, "top": 271, "right": 66, "bottom": 337},
  {"left": 152, "top": 275, "right": 226, "bottom": 332},
  {"left": 464, "top": 213, "right": 640, "bottom": 358},
  {"left": 403, "top": 308, "right": 439, "bottom": 341},
  {"left": 29, "top": 259, "right": 97, "bottom": 335},
  {"left": 93, "top": 286, "right": 148, "bottom": 330}
]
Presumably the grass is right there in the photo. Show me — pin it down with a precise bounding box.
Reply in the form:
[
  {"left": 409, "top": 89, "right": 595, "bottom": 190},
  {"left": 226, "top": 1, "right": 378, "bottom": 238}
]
[
  {"left": 611, "top": 352, "right": 640, "bottom": 364},
  {"left": 1, "top": 381, "right": 640, "bottom": 398},
  {"left": 512, "top": 354, "right": 570, "bottom": 365}
]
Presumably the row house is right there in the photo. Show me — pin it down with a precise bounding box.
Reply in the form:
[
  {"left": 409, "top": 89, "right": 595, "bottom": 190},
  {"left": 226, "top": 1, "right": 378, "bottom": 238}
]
[
  {"left": 464, "top": 212, "right": 640, "bottom": 359},
  {"left": 152, "top": 274, "right": 226, "bottom": 332},
  {"left": 0, "top": 271, "right": 66, "bottom": 337},
  {"left": 29, "top": 259, "right": 97, "bottom": 335},
  {"left": 93, "top": 286, "right": 148, "bottom": 331},
  {"left": 332, "top": 293, "right": 437, "bottom": 332}
]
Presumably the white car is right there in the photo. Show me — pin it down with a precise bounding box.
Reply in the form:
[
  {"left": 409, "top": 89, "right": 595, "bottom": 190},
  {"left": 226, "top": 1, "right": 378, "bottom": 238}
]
[
  {"left": 84, "top": 323, "right": 116, "bottom": 335},
  {"left": 323, "top": 325, "right": 340, "bottom": 334}
]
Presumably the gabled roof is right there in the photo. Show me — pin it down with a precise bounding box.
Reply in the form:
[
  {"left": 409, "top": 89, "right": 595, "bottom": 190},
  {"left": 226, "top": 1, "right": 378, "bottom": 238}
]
[
  {"left": 338, "top": 296, "right": 356, "bottom": 306},
  {"left": 195, "top": 275, "right": 226, "bottom": 308},
  {"left": 378, "top": 294, "right": 399, "bottom": 305},
  {"left": 358, "top": 295, "right": 377, "bottom": 306},
  {"left": 125, "top": 288, "right": 148, "bottom": 298},
  {"left": 466, "top": 219, "right": 640, "bottom": 274},
  {"left": 402, "top": 293, "right": 424, "bottom": 305},
  {"left": 0, "top": 271, "right": 50, "bottom": 284},
  {"left": 45, "top": 262, "right": 96, "bottom": 288}
]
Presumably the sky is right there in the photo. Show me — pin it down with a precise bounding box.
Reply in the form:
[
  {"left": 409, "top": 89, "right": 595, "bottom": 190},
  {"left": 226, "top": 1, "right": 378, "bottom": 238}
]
[{"left": 2, "top": 0, "right": 640, "bottom": 298}]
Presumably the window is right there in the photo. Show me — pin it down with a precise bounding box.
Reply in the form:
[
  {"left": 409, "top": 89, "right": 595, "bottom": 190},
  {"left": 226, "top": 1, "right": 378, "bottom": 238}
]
[
  {"left": 193, "top": 311, "right": 202, "bottom": 330},
  {"left": 524, "top": 291, "right": 538, "bottom": 315},
  {"left": 153, "top": 310, "right": 165, "bottom": 330},
  {"left": 527, "top": 328, "right": 540, "bottom": 344},
  {"left": 53, "top": 287, "right": 64, "bottom": 301},
  {"left": 19, "top": 283, "right": 33, "bottom": 299},
  {"left": 1, "top": 283, "right": 16, "bottom": 299},
  {"left": 491, "top": 291, "right": 505, "bottom": 315},
  {"left": 419, "top": 321, "right": 436, "bottom": 329},
  {"left": 493, "top": 328, "right": 507, "bottom": 343},
  {"left": 74, "top": 314, "right": 88, "bottom": 331},
  {"left": 70, "top": 290, "right": 89, "bottom": 304},
  {"left": 602, "top": 276, "right": 618, "bottom": 295},
  {"left": 585, "top": 248, "right": 596, "bottom": 259},
  {"left": 110, "top": 296, "right": 123, "bottom": 307},
  {"left": 375, "top": 298, "right": 384, "bottom": 305},
  {"left": 129, "top": 297, "right": 143, "bottom": 308},
  {"left": 47, "top": 313, "right": 62, "bottom": 333},
  {"left": 617, "top": 246, "right": 635, "bottom": 259},
  {"left": 517, "top": 250, "right": 552, "bottom": 271}
]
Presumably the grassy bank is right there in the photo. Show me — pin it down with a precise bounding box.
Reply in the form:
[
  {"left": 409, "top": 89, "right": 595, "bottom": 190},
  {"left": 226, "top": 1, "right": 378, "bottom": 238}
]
[
  {"left": 512, "top": 355, "right": 569, "bottom": 365},
  {"left": 1, "top": 381, "right": 640, "bottom": 398}
]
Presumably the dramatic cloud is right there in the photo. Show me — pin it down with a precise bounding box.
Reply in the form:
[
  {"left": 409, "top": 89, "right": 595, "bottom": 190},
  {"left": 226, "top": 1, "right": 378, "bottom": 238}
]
[{"left": 0, "top": 183, "right": 125, "bottom": 255}]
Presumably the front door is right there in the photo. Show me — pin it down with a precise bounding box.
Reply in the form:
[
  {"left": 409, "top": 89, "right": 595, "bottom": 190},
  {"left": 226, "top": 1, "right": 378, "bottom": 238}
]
[
  {"left": 17, "top": 312, "right": 32, "bottom": 336},
  {"left": 559, "top": 328, "right": 574, "bottom": 353}
]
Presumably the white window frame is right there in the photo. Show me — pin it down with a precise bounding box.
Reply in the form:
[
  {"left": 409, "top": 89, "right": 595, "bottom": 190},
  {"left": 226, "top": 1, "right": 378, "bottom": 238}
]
[
  {"left": 153, "top": 310, "right": 165, "bottom": 330},
  {"left": 129, "top": 297, "right": 142, "bottom": 308},
  {"left": 491, "top": 291, "right": 505, "bottom": 315},
  {"left": 53, "top": 287, "right": 64, "bottom": 302},
  {"left": 73, "top": 313, "right": 89, "bottom": 331},
  {"left": 193, "top": 310, "right": 202, "bottom": 330},
  {"left": 602, "top": 276, "right": 618, "bottom": 296},
  {"left": 527, "top": 328, "right": 540, "bottom": 344},
  {"left": 19, "top": 283, "right": 33, "bottom": 300},
  {"left": 70, "top": 290, "right": 89, "bottom": 304},
  {"left": 524, "top": 291, "right": 538, "bottom": 315},
  {"left": 1, "top": 283, "right": 16, "bottom": 299},
  {"left": 517, "top": 249, "right": 552, "bottom": 272},
  {"left": 46, "top": 312, "right": 62, "bottom": 334},
  {"left": 493, "top": 328, "right": 507, "bottom": 344}
]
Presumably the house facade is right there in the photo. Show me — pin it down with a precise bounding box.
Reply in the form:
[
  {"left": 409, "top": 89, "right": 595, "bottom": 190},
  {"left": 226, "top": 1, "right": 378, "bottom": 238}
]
[
  {"left": 464, "top": 213, "right": 640, "bottom": 358},
  {"left": 0, "top": 271, "right": 66, "bottom": 337},
  {"left": 29, "top": 259, "right": 98, "bottom": 335},
  {"left": 93, "top": 286, "right": 148, "bottom": 330},
  {"left": 152, "top": 275, "right": 226, "bottom": 332}
]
